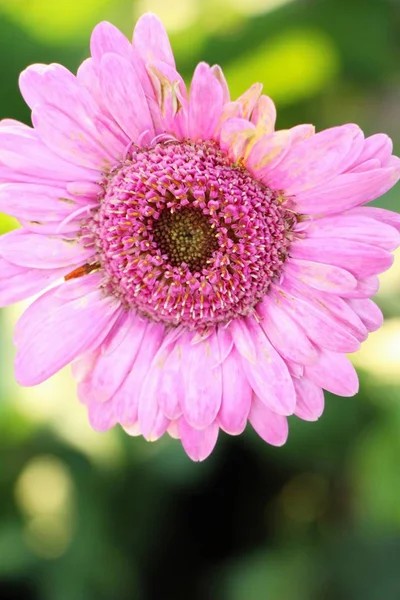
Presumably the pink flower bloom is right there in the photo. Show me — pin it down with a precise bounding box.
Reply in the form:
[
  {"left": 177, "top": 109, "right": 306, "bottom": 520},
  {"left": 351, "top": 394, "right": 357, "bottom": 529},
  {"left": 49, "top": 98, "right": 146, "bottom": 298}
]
[{"left": 1, "top": 14, "right": 399, "bottom": 460}]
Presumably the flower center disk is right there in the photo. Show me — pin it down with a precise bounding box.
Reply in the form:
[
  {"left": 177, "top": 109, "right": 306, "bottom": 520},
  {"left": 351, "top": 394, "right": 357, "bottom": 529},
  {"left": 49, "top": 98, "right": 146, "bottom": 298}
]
[
  {"left": 152, "top": 206, "right": 218, "bottom": 271},
  {"left": 87, "top": 141, "right": 296, "bottom": 328}
]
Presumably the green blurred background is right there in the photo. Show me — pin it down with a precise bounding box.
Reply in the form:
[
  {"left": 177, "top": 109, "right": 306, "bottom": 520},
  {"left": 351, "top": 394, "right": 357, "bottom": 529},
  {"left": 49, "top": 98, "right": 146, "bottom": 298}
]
[{"left": 1, "top": 0, "right": 400, "bottom": 598}]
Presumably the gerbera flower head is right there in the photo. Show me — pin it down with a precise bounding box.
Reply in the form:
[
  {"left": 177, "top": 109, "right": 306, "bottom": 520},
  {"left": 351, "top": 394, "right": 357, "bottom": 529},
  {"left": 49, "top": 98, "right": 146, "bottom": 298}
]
[{"left": 1, "top": 13, "right": 399, "bottom": 460}]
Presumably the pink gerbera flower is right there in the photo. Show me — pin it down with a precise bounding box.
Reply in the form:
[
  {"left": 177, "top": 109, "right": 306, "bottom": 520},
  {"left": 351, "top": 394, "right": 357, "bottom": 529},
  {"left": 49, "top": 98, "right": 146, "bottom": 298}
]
[{"left": 0, "top": 14, "right": 399, "bottom": 461}]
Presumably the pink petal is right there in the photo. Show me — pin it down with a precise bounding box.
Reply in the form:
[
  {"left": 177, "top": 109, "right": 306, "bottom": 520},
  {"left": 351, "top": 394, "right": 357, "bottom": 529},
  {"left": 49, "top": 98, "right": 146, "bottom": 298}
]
[
  {"left": 349, "top": 158, "right": 381, "bottom": 173},
  {"left": 100, "top": 53, "right": 154, "bottom": 143},
  {"left": 18, "top": 219, "right": 82, "bottom": 235},
  {"left": 211, "top": 65, "right": 230, "bottom": 104},
  {"left": 77, "top": 57, "right": 101, "bottom": 93},
  {"left": 245, "top": 130, "right": 291, "bottom": 181},
  {"left": 278, "top": 277, "right": 367, "bottom": 343},
  {"left": 77, "top": 57, "right": 133, "bottom": 142},
  {"left": 238, "top": 317, "right": 296, "bottom": 416},
  {"left": 293, "top": 377, "right": 324, "bottom": 421},
  {"left": 131, "top": 52, "right": 158, "bottom": 105},
  {"left": 215, "top": 326, "right": 234, "bottom": 365},
  {"left": 235, "top": 83, "right": 263, "bottom": 119},
  {"left": 302, "top": 283, "right": 369, "bottom": 341},
  {"left": 287, "top": 360, "right": 304, "bottom": 379},
  {"left": 0, "top": 164, "right": 52, "bottom": 186},
  {"left": 178, "top": 419, "right": 219, "bottom": 461},
  {"left": 350, "top": 133, "right": 393, "bottom": 169},
  {"left": 20, "top": 64, "right": 101, "bottom": 130},
  {"left": 288, "top": 124, "right": 315, "bottom": 145},
  {"left": 284, "top": 258, "right": 357, "bottom": 294},
  {"left": 137, "top": 349, "right": 170, "bottom": 441},
  {"left": 32, "top": 104, "right": 114, "bottom": 171},
  {"left": 0, "top": 126, "right": 98, "bottom": 182},
  {"left": 14, "top": 275, "right": 121, "bottom": 386},
  {"left": 0, "top": 183, "right": 81, "bottom": 221},
  {"left": 15, "top": 273, "right": 97, "bottom": 340},
  {"left": 78, "top": 311, "right": 142, "bottom": 404},
  {"left": 91, "top": 30, "right": 157, "bottom": 126},
  {"left": 250, "top": 94, "right": 276, "bottom": 133},
  {"left": 18, "top": 63, "right": 47, "bottom": 108},
  {"left": 180, "top": 332, "right": 222, "bottom": 429},
  {"left": 111, "top": 320, "right": 164, "bottom": 426},
  {"left": 347, "top": 298, "right": 383, "bottom": 332},
  {"left": 70, "top": 67, "right": 130, "bottom": 151},
  {"left": 188, "top": 62, "right": 224, "bottom": 141},
  {"left": 78, "top": 352, "right": 119, "bottom": 432},
  {"left": 21, "top": 63, "right": 127, "bottom": 159},
  {"left": 167, "top": 420, "right": 180, "bottom": 439},
  {"left": 121, "top": 422, "right": 142, "bottom": 437},
  {"left": 294, "top": 167, "right": 400, "bottom": 215},
  {"left": 385, "top": 155, "right": 400, "bottom": 169},
  {"left": 290, "top": 237, "right": 393, "bottom": 278},
  {"left": 66, "top": 180, "right": 102, "bottom": 198},
  {"left": 91, "top": 22, "right": 158, "bottom": 106},
  {"left": 218, "top": 348, "right": 252, "bottom": 435},
  {"left": 137, "top": 329, "right": 186, "bottom": 439},
  {"left": 85, "top": 392, "right": 118, "bottom": 432},
  {"left": 215, "top": 101, "right": 242, "bottom": 137},
  {"left": 272, "top": 284, "right": 361, "bottom": 353},
  {"left": 133, "top": 13, "right": 175, "bottom": 68},
  {"left": 0, "top": 258, "right": 66, "bottom": 306},
  {"left": 302, "top": 214, "right": 400, "bottom": 251},
  {"left": 139, "top": 408, "right": 169, "bottom": 442},
  {"left": 258, "top": 295, "right": 318, "bottom": 365},
  {"left": 147, "top": 61, "right": 188, "bottom": 138},
  {"left": 347, "top": 206, "right": 400, "bottom": 232},
  {"left": 156, "top": 335, "right": 187, "bottom": 420},
  {"left": 249, "top": 395, "right": 289, "bottom": 446},
  {"left": 0, "top": 229, "right": 93, "bottom": 268},
  {"left": 229, "top": 317, "right": 257, "bottom": 363},
  {"left": 0, "top": 118, "right": 28, "bottom": 129},
  {"left": 267, "top": 124, "right": 364, "bottom": 194},
  {"left": 90, "top": 21, "right": 132, "bottom": 62},
  {"left": 219, "top": 118, "right": 256, "bottom": 163},
  {"left": 340, "top": 276, "right": 380, "bottom": 299},
  {"left": 72, "top": 351, "right": 98, "bottom": 383},
  {"left": 304, "top": 350, "right": 359, "bottom": 397}
]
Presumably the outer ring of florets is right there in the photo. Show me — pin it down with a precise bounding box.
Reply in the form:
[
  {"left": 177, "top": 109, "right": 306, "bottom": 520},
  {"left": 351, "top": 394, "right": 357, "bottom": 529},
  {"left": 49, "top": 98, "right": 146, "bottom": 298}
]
[{"left": 82, "top": 140, "right": 297, "bottom": 328}]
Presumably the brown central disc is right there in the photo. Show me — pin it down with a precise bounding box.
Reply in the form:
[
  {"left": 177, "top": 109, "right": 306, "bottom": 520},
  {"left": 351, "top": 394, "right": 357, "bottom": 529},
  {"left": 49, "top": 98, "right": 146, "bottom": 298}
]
[{"left": 152, "top": 206, "right": 219, "bottom": 271}]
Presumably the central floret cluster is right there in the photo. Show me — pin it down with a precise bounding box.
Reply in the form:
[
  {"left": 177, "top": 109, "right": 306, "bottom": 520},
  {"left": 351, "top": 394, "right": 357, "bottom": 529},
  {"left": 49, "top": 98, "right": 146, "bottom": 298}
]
[
  {"left": 85, "top": 141, "right": 296, "bottom": 328},
  {"left": 152, "top": 205, "right": 219, "bottom": 271}
]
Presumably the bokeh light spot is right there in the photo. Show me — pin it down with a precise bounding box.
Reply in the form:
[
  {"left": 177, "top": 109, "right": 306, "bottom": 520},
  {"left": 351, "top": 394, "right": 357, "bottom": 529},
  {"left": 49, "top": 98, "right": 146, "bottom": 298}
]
[
  {"left": 15, "top": 454, "right": 74, "bottom": 518},
  {"left": 225, "top": 29, "right": 339, "bottom": 104},
  {"left": 24, "top": 515, "right": 73, "bottom": 560},
  {"left": 135, "top": 0, "right": 199, "bottom": 32},
  {"left": 15, "top": 455, "right": 75, "bottom": 560},
  {"left": 231, "top": 0, "right": 295, "bottom": 17},
  {"left": 0, "top": 0, "right": 111, "bottom": 43},
  {"left": 279, "top": 473, "right": 329, "bottom": 523},
  {"left": 351, "top": 318, "right": 400, "bottom": 384}
]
